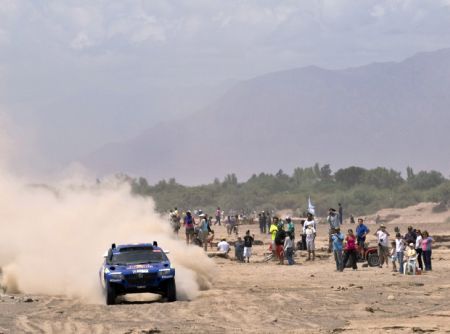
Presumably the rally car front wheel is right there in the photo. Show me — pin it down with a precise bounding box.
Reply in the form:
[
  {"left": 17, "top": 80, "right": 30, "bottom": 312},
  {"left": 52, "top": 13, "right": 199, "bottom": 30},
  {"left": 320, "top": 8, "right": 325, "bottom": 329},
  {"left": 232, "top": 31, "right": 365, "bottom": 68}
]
[
  {"left": 106, "top": 284, "right": 117, "bottom": 305},
  {"left": 165, "top": 278, "right": 177, "bottom": 302}
]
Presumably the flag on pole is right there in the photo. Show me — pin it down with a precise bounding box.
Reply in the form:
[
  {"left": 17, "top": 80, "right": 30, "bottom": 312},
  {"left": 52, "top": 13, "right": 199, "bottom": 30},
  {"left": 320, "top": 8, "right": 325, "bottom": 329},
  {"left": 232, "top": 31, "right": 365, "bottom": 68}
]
[{"left": 308, "top": 196, "right": 315, "bottom": 215}]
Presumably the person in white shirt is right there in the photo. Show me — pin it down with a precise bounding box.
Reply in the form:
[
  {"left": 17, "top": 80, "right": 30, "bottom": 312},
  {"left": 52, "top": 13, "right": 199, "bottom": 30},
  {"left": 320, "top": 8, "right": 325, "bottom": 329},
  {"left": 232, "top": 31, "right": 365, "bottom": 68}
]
[
  {"left": 284, "top": 232, "right": 295, "bottom": 265},
  {"left": 305, "top": 225, "right": 316, "bottom": 261},
  {"left": 217, "top": 238, "right": 230, "bottom": 255},
  {"left": 395, "top": 233, "right": 405, "bottom": 273},
  {"left": 415, "top": 229, "right": 423, "bottom": 270},
  {"left": 302, "top": 212, "right": 317, "bottom": 233},
  {"left": 375, "top": 224, "right": 390, "bottom": 268}
]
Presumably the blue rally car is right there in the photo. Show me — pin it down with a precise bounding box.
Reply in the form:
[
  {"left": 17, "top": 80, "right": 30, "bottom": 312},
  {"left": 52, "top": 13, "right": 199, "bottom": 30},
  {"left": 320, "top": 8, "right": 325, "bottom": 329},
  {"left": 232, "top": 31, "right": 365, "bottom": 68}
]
[{"left": 99, "top": 242, "right": 176, "bottom": 305}]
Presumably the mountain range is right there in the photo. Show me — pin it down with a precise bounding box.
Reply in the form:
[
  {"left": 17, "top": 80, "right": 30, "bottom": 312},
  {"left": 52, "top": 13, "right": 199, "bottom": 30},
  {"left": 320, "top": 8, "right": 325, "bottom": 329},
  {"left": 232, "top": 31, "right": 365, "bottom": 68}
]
[{"left": 82, "top": 48, "right": 450, "bottom": 184}]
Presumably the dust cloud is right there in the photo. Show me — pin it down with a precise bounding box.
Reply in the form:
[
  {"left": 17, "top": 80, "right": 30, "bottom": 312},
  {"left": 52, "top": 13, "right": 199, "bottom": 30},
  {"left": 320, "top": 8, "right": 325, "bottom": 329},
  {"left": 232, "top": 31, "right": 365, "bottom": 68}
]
[
  {"left": 0, "top": 169, "right": 215, "bottom": 304},
  {"left": 0, "top": 112, "right": 215, "bottom": 304}
]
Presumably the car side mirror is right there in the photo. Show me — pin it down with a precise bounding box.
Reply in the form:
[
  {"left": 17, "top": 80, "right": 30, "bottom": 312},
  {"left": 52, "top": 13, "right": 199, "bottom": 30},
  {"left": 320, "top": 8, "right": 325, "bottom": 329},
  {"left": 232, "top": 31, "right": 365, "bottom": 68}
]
[{"left": 164, "top": 250, "right": 170, "bottom": 255}]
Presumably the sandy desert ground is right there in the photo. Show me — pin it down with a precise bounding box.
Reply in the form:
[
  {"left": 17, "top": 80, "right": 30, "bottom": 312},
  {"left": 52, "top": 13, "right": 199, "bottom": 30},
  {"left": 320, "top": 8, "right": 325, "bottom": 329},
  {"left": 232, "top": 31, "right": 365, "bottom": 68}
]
[{"left": 1, "top": 203, "right": 449, "bottom": 334}]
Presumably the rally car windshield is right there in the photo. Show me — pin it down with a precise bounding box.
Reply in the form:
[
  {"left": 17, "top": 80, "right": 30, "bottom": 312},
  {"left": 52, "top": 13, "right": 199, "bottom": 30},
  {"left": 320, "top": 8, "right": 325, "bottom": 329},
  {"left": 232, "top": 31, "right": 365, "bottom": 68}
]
[{"left": 109, "top": 249, "right": 167, "bottom": 265}]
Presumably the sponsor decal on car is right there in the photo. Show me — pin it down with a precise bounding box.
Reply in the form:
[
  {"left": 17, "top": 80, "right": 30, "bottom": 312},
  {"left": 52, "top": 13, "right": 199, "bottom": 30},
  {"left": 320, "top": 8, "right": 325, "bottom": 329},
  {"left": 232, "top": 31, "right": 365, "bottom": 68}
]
[
  {"left": 127, "top": 264, "right": 153, "bottom": 269},
  {"left": 132, "top": 269, "right": 149, "bottom": 274}
]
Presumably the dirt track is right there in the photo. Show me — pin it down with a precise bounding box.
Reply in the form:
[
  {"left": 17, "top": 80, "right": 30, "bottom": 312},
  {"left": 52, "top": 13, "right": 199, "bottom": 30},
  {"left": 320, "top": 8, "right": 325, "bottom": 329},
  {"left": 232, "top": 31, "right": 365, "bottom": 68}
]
[{"left": 1, "top": 204, "right": 450, "bottom": 333}]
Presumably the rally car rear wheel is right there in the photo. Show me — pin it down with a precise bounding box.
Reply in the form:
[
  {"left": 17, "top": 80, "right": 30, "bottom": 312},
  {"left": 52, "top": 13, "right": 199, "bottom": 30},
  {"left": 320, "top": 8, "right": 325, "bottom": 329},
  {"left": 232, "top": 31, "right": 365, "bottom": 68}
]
[
  {"left": 165, "top": 278, "right": 177, "bottom": 302},
  {"left": 106, "top": 284, "right": 117, "bottom": 305}
]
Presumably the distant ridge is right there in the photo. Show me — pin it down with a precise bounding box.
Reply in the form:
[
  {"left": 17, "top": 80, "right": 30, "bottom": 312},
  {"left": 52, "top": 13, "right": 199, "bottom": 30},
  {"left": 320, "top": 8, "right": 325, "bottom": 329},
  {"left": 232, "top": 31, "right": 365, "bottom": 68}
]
[{"left": 82, "top": 48, "right": 450, "bottom": 184}]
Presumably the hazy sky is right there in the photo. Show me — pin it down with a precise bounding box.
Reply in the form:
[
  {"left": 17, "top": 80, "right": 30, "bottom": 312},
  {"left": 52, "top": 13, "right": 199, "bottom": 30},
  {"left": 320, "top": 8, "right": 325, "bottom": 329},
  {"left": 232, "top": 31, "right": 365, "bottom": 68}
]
[{"left": 1, "top": 0, "right": 450, "bottom": 174}]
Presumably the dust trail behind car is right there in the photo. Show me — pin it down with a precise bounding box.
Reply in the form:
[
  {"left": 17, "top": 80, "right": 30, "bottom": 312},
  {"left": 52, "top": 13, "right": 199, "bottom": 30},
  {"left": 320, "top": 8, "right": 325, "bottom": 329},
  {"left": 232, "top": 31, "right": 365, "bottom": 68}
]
[{"left": 0, "top": 171, "right": 215, "bottom": 303}]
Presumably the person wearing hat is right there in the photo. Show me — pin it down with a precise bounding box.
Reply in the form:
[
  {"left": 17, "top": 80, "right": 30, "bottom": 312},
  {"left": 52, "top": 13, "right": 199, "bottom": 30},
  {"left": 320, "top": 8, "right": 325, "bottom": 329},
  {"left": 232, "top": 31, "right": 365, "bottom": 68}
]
[
  {"left": 327, "top": 208, "right": 341, "bottom": 252},
  {"left": 404, "top": 243, "right": 417, "bottom": 274},
  {"left": 405, "top": 243, "right": 417, "bottom": 258},
  {"left": 375, "top": 224, "right": 390, "bottom": 268}
]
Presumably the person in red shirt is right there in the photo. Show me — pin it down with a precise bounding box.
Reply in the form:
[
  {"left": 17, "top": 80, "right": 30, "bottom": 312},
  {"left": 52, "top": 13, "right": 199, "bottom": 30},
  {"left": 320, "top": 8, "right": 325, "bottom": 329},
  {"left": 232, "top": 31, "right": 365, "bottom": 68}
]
[{"left": 342, "top": 229, "right": 358, "bottom": 271}]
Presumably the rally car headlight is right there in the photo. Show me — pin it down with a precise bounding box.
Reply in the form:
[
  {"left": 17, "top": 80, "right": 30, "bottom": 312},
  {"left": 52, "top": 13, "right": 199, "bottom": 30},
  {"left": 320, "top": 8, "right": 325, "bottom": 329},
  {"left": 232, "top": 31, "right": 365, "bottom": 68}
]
[
  {"left": 158, "top": 269, "right": 171, "bottom": 276},
  {"left": 109, "top": 272, "right": 124, "bottom": 280}
]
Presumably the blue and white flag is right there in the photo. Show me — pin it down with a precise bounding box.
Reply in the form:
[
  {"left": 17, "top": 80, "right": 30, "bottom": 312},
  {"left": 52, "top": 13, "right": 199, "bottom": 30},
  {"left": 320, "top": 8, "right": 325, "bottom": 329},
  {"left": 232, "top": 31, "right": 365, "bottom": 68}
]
[{"left": 308, "top": 196, "right": 315, "bottom": 215}]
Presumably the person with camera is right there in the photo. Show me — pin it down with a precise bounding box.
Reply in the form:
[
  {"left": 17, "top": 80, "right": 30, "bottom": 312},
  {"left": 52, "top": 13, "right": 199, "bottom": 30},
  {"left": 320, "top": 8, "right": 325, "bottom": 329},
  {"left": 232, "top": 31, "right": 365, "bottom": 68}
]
[
  {"left": 375, "top": 224, "right": 390, "bottom": 268},
  {"left": 331, "top": 227, "right": 345, "bottom": 271},
  {"left": 327, "top": 208, "right": 341, "bottom": 252}
]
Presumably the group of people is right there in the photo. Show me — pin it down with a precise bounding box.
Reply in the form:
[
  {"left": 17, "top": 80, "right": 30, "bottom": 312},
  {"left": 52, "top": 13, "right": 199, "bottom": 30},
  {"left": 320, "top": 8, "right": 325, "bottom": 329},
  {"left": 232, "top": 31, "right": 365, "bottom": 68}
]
[
  {"left": 170, "top": 206, "right": 434, "bottom": 274},
  {"left": 375, "top": 224, "right": 434, "bottom": 273},
  {"left": 169, "top": 209, "right": 215, "bottom": 250}
]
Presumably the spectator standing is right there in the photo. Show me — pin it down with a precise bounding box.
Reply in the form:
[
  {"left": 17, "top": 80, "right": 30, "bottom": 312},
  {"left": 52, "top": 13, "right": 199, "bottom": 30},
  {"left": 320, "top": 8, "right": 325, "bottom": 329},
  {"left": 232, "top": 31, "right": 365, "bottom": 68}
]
[
  {"left": 284, "top": 232, "right": 295, "bottom": 265},
  {"left": 199, "top": 214, "right": 212, "bottom": 251},
  {"left": 274, "top": 222, "right": 286, "bottom": 265},
  {"left": 215, "top": 207, "right": 222, "bottom": 226},
  {"left": 266, "top": 212, "right": 272, "bottom": 234},
  {"left": 331, "top": 228, "right": 345, "bottom": 271},
  {"left": 327, "top": 208, "right": 341, "bottom": 252},
  {"left": 302, "top": 213, "right": 316, "bottom": 251},
  {"left": 389, "top": 241, "right": 398, "bottom": 272},
  {"left": 305, "top": 224, "right": 316, "bottom": 261},
  {"left": 235, "top": 237, "right": 244, "bottom": 262},
  {"left": 338, "top": 203, "right": 343, "bottom": 225},
  {"left": 170, "top": 208, "right": 181, "bottom": 235},
  {"left": 422, "top": 231, "right": 433, "bottom": 271},
  {"left": 395, "top": 233, "right": 405, "bottom": 273},
  {"left": 243, "top": 230, "right": 254, "bottom": 263},
  {"left": 415, "top": 230, "right": 424, "bottom": 270},
  {"left": 184, "top": 211, "right": 195, "bottom": 245},
  {"left": 375, "top": 224, "right": 390, "bottom": 268},
  {"left": 226, "top": 216, "right": 232, "bottom": 236},
  {"left": 356, "top": 218, "right": 369, "bottom": 257},
  {"left": 342, "top": 229, "right": 358, "bottom": 270},
  {"left": 259, "top": 212, "right": 266, "bottom": 234},
  {"left": 269, "top": 217, "right": 279, "bottom": 256},
  {"left": 404, "top": 226, "right": 417, "bottom": 245}
]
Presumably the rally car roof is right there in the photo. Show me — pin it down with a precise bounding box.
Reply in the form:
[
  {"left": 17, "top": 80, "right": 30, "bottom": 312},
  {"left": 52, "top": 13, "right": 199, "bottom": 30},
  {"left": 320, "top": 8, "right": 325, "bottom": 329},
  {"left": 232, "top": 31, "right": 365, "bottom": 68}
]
[{"left": 112, "top": 243, "right": 163, "bottom": 253}]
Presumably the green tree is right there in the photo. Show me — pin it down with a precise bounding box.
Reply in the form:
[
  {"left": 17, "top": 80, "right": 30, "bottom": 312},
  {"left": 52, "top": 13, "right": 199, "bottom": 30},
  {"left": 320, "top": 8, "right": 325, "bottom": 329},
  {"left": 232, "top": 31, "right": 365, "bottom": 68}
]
[
  {"left": 223, "top": 173, "right": 238, "bottom": 186},
  {"left": 320, "top": 164, "right": 333, "bottom": 181},
  {"left": 409, "top": 170, "right": 445, "bottom": 190},
  {"left": 362, "top": 168, "right": 404, "bottom": 189},
  {"left": 335, "top": 166, "right": 367, "bottom": 187},
  {"left": 406, "top": 166, "right": 415, "bottom": 181}
]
